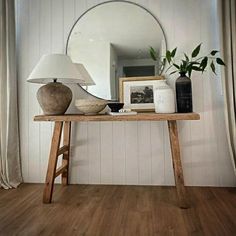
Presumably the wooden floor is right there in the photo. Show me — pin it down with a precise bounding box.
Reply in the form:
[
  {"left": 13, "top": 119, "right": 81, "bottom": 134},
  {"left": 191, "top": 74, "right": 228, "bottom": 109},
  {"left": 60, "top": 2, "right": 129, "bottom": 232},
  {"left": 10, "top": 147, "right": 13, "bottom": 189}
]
[{"left": 0, "top": 184, "right": 235, "bottom": 236}]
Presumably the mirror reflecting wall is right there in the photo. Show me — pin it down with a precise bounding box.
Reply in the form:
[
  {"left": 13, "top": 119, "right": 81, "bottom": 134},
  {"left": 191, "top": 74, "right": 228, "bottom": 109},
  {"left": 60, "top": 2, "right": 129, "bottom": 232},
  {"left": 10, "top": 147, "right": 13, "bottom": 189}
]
[{"left": 66, "top": 1, "right": 166, "bottom": 100}]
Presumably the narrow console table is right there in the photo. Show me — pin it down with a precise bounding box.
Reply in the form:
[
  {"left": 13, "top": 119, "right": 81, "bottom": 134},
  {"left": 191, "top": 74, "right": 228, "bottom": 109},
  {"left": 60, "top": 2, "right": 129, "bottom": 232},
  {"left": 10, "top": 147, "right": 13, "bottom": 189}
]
[{"left": 34, "top": 112, "right": 200, "bottom": 208}]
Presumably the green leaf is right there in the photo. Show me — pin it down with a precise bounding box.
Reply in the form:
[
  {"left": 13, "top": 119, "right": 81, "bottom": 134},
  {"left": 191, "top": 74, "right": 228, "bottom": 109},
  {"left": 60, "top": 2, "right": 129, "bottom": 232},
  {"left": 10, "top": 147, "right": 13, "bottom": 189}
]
[
  {"left": 162, "top": 58, "right": 166, "bottom": 65},
  {"left": 181, "top": 60, "right": 188, "bottom": 70},
  {"left": 216, "top": 57, "right": 226, "bottom": 66},
  {"left": 149, "top": 47, "right": 157, "bottom": 61},
  {"left": 184, "top": 53, "right": 189, "bottom": 61},
  {"left": 192, "top": 66, "right": 202, "bottom": 71},
  {"left": 170, "top": 70, "right": 177, "bottom": 75},
  {"left": 210, "top": 50, "right": 219, "bottom": 56},
  {"left": 191, "top": 43, "right": 202, "bottom": 58},
  {"left": 173, "top": 63, "right": 180, "bottom": 69},
  {"left": 200, "top": 57, "right": 208, "bottom": 71},
  {"left": 171, "top": 47, "right": 177, "bottom": 57},
  {"left": 210, "top": 61, "right": 216, "bottom": 74},
  {"left": 188, "top": 69, "right": 192, "bottom": 78},
  {"left": 166, "top": 50, "right": 172, "bottom": 63}
]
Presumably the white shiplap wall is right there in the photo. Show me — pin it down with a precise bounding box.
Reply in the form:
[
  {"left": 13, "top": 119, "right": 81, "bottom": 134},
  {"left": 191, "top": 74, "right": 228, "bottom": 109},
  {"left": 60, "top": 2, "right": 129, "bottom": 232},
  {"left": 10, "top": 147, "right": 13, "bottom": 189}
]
[{"left": 16, "top": 0, "right": 236, "bottom": 186}]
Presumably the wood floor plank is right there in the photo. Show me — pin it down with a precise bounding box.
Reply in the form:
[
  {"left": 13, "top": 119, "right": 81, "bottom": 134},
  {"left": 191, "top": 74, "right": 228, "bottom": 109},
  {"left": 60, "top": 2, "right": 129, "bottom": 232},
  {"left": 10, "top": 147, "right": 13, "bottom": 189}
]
[{"left": 0, "top": 184, "right": 235, "bottom": 236}]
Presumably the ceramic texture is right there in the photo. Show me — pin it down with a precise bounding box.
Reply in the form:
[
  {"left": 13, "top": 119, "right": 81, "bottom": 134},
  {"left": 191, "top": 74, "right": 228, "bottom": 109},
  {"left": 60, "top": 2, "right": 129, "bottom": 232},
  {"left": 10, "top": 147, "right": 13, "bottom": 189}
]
[
  {"left": 154, "top": 81, "right": 175, "bottom": 113},
  {"left": 176, "top": 75, "right": 192, "bottom": 113},
  {"left": 37, "top": 82, "right": 72, "bottom": 115},
  {"left": 75, "top": 99, "right": 107, "bottom": 115},
  {"left": 107, "top": 103, "right": 124, "bottom": 112}
]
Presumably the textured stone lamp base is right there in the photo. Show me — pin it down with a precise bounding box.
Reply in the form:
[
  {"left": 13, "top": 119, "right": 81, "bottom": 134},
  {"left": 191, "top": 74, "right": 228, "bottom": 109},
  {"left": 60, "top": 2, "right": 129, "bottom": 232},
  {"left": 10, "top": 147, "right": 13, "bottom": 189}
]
[{"left": 37, "top": 82, "right": 72, "bottom": 115}]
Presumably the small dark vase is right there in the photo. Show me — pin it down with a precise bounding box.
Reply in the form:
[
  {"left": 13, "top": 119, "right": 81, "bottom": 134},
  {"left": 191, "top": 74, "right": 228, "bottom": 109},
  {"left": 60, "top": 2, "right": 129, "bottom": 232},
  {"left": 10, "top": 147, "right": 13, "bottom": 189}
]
[{"left": 175, "top": 73, "right": 192, "bottom": 113}]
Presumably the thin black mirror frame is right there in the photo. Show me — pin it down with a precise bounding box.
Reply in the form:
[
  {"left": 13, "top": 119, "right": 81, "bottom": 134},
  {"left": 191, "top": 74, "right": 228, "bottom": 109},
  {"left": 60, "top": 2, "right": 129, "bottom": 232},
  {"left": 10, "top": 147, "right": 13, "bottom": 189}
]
[{"left": 65, "top": 0, "right": 168, "bottom": 101}]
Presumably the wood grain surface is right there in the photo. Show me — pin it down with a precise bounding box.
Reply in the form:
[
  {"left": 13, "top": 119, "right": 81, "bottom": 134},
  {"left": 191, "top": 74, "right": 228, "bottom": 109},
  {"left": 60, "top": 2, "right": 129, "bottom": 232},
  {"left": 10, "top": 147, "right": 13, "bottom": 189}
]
[
  {"left": 168, "top": 120, "right": 189, "bottom": 208},
  {"left": 43, "top": 121, "right": 63, "bottom": 203},
  {"left": 34, "top": 113, "right": 200, "bottom": 122},
  {"left": 0, "top": 184, "right": 235, "bottom": 236}
]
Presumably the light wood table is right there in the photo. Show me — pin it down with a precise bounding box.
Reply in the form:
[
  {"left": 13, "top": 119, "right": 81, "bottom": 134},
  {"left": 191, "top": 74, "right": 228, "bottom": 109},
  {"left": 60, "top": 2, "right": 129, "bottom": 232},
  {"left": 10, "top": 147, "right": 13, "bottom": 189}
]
[{"left": 34, "top": 112, "right": 200, "bottom": 208}]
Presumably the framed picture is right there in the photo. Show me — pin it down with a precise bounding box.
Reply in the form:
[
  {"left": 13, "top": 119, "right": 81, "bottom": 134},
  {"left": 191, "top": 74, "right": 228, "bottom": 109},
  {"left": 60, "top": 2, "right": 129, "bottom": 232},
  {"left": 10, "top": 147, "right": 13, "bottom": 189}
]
[{"left": 119, "top": 76, "right": 164, "bottom": 112}]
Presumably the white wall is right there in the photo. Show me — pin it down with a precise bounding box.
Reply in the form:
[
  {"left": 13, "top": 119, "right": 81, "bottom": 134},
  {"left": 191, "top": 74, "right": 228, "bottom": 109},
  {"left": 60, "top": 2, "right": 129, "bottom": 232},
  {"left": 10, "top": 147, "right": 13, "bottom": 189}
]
[{"left": 16, "top": 0, "right": 236, "bottom": 186}]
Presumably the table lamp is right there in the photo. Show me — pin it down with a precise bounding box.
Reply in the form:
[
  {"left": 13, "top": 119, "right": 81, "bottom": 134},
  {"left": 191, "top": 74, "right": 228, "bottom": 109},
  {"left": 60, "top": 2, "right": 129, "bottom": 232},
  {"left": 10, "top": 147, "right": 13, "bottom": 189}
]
[
  {"left": 27, "top": 54, "right": 85, "bottom": 115},
  {"left": 74, "top": 63, "right": 95, "bottom": 90}
]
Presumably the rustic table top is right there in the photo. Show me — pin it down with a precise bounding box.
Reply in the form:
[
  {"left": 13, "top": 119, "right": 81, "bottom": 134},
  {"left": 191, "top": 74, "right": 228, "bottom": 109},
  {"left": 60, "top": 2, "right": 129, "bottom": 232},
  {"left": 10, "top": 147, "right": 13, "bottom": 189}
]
[{"left": 34, "top": 112, "right": 200, "bottom": 122}]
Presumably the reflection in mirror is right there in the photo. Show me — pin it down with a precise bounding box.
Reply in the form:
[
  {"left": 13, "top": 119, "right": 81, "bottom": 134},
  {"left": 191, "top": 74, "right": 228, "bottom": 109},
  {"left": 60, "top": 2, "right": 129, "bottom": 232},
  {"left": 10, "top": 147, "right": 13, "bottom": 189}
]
[{"left": 66, "top": 1, "right": 166, "bottom": 100}]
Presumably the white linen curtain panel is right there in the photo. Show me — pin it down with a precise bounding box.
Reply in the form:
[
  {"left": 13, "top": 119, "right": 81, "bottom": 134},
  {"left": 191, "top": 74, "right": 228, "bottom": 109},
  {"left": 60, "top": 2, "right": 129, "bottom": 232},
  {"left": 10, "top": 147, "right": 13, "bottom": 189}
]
[
  {"left": 0, "top": 0, "right": 22, "bottom": 188},
  {"left": 219, "top": 0, "right": 236, "bottom": 175}
]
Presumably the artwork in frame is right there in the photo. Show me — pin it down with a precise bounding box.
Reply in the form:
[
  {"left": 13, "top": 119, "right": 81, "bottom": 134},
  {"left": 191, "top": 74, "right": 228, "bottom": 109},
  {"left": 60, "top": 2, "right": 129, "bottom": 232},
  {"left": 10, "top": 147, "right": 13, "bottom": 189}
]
[{"left": 119, "top": 76, "right": 164, "bottom": 112}]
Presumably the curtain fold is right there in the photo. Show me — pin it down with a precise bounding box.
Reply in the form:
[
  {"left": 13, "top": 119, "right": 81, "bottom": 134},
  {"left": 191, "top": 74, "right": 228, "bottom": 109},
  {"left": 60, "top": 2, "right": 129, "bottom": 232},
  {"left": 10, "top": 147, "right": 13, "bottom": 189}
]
[
  {"left": 219, "top": 0, "right": 236, "bottom": 175},
  {"left": 0, "top": 0, "right": 22, "bottom": 188}
]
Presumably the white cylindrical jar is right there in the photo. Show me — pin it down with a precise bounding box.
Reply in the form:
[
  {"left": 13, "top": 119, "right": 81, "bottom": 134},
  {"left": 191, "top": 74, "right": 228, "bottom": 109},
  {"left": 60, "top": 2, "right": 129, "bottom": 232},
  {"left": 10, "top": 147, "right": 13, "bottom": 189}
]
[{"left": 154, "top": 81, "right": 175, "bottom": 113}]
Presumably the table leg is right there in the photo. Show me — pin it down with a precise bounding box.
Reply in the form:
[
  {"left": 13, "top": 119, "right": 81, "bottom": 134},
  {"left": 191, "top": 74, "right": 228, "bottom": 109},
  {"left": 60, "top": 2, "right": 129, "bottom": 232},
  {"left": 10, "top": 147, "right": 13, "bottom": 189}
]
[
  {"left": 62, "top": 121, "right": 71, "bottom": 185},
  {"left": 167, "top": 120, "right": 190, "bottom": 209},
  {"left": 43, "top": 121, "right": 63, "bottom": 204}
]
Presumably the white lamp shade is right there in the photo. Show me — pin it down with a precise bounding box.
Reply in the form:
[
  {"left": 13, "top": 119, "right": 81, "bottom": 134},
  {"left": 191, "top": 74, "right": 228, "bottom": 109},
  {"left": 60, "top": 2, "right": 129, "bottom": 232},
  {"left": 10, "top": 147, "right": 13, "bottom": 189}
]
[
  {"left": 74, "top": 63, "right": 96, "bottom": 86},
  {"left": 27, "top": 54, "right": 85, "bottom": 84}
]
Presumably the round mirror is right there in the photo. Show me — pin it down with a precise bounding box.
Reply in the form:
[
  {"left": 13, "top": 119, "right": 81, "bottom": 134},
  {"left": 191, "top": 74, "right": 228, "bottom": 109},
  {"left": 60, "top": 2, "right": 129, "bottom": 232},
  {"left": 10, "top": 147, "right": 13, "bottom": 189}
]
[{"left": 66, "top": 1, "right": 167, "bottom": 100}]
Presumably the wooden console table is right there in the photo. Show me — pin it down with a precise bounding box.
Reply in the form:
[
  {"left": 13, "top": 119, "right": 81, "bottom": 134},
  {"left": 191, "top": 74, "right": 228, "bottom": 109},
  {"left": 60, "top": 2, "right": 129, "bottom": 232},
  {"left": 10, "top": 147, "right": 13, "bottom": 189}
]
[{"left": 34, "top": 112, "right": 200, "bottom": 208}]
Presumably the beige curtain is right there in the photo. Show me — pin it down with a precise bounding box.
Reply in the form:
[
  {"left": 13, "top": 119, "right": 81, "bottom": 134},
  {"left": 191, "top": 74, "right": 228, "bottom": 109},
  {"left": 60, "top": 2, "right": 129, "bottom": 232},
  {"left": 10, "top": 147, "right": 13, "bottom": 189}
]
[
  {"left": 219, "top": 0, "right": 236, "bottom": 175},
  {"left": 0, "top": 0, "right": 22, "bottom": 188}
]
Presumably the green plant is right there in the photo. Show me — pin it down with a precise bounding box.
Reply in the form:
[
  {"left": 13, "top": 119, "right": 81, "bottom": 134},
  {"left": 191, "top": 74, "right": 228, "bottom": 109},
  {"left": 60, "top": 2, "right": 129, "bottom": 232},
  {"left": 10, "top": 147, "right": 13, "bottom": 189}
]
[{"left": 149, "top": 44, "right": 225, "bottom": 78}]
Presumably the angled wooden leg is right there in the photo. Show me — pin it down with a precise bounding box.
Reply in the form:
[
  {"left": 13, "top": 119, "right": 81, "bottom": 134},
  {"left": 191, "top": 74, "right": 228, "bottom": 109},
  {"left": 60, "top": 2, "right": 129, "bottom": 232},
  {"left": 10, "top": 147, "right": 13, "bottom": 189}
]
[
  {"left": 43, "top": 121, "right": 63, "bottom": 204},
  {"left": 62, "top": 121, "right": 71, "bottom": 185},
  {"left": 168, "top": 120, "right": 190, "bottom": 209}
]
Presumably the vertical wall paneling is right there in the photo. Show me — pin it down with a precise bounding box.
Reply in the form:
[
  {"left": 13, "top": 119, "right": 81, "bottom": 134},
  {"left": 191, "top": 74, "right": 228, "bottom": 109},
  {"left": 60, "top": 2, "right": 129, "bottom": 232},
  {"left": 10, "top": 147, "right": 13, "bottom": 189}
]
[
  {"left": 72, "top": 122, "right": 89, "bottom": 184},
  {"left": 125, "top": 121, "right": 139, "bottom": 185},
  {"left": 88, "top": 122, "right": 101, "bottom": 184},
  {"left": 16, "top": 0, "right": 236, "bottom": 187},
  {"left": 75, "top": 0, "right": 87, "bottom": 18},
  {"left": 100, "top": 122, "right": 113, "bottom": 184},
  {"left": 51, "top": 0, "right": 63, "bottom": 53},
  {"left": 138, "top": 121, "right": 152, "bottom": 185},
  {"left": 112, "top": 122, "right": 126, "bottom": 184},
  {"left": 86, "top": 0, "right": 99, "bottom": 9},
  {"left": 150, "top": 122, "right": 165, "bottom": 185}
]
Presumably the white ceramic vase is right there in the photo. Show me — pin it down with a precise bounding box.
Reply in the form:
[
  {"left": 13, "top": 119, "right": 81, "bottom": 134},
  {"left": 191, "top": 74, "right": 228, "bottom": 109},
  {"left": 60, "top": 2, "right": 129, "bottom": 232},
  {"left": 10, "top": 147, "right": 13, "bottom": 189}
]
[{"left": 154, "top": 80, "right": 175, "bottom": 113}]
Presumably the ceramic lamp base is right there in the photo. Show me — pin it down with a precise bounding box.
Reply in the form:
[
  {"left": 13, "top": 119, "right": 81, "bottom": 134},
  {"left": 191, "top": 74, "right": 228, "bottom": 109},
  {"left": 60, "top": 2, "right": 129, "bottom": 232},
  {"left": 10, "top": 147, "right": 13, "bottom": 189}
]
[{"left": 37, "top": 82, "right": 72, "bottom": 115}]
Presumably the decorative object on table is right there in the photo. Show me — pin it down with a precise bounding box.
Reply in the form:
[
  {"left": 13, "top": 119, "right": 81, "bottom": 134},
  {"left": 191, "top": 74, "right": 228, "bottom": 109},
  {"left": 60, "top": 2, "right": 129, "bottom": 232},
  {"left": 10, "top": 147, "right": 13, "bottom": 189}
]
[
  {"left": 75, "top": 99, "right": 107, "bottom": 115},
  {"left": 74, "top": 63, "right": 95, "bottom": 90},
  {"left": 119, "top": 76, "right": 164, "bottom": 112},
  {"left": 149, "top": 44, "right": 226, "bottom": 113},
  {"left": 108, "top": 110, "right": 137, "bottom": 116},
  {"left": 175, "top": 73, "right": 192, "bottom": 113},
  {"left": 66, "top": 0, "right": 167, "bottom": 101},
  {"left": 154, "top": 80, "right": 175, "bottom": 113},
  {"left": 27, "top": 54, "right": 85, "bottom": 115},
  {"left": 107, "top": 102, "right": 124, "bottom": 112}
]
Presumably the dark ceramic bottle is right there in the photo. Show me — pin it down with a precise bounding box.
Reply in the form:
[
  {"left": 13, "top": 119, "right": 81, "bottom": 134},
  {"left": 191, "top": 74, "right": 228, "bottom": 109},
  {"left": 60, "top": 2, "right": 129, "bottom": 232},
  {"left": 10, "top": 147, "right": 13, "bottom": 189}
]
[{"left": 175, "top": 72, "right": 192, "bottom": 113}]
